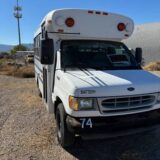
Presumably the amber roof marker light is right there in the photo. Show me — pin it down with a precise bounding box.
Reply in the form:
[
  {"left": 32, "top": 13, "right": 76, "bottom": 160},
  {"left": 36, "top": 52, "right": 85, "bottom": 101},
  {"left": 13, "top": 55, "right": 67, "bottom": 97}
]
[
  {"left": 117, "top": 23, "right": 126, "bottom": 31},
  {"left": 65, "top": 17, "right": 75, "bottom": 27}
]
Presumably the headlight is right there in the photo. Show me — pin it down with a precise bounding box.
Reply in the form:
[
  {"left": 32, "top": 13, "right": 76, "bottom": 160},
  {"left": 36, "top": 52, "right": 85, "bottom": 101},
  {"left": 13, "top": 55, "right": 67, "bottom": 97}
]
[
  {"left": 157, "top": 93, "right": 160, "bottom": 103},
  {"left": 69, "top": 96, "right": 96, "bottom": 111},
  {"left": 79, "top": 98, "right": 93, "bottom": 110}
]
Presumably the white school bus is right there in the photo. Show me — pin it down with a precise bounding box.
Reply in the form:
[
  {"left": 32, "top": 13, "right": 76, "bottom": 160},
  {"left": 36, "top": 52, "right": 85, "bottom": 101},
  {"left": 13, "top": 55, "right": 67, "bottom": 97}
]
[{"left": 34, "top": 9, "right": 160, "bottom": 147}]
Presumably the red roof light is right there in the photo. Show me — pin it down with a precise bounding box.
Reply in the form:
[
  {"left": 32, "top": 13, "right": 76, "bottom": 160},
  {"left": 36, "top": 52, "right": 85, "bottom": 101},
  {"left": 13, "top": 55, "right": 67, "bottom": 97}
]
[
  {"left": 95, "top": 11, "right": 101, "bottom": 15},
  {"left": 103, "top": 12, "right": 108, "bottom": 15},
  {"left": 88, "top": 10, "right": 94, "bottom": 14}
]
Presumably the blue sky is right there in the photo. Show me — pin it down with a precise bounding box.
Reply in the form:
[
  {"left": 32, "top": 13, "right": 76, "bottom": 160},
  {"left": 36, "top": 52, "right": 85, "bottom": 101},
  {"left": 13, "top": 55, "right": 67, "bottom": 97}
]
[{"left": 1, "top": 0, "right": 160, "bottom": 45}]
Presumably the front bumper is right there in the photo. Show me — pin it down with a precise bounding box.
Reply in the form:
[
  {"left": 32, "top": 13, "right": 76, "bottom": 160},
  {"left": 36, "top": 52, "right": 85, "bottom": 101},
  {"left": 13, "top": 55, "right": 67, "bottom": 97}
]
[{"left": 66, "top": 109, "right": 160, "bottom": 136}]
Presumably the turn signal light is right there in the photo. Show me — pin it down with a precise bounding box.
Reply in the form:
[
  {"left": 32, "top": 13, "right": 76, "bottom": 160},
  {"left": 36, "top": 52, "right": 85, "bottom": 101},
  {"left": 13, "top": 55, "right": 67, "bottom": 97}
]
[
  {"left": 117, "top": 23, "right": 126, "bottom": 31},
  {"left": 69, "top": 96, "right": 79, "bottom": 111},
  {"left": 65, "top": 17, "right": 75, "bottom": 27}
]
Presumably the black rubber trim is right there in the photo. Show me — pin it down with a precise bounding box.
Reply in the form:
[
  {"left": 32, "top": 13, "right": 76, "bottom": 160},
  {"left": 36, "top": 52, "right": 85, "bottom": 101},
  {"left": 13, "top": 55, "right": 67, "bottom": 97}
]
[{"left": 66, "top": 109, "right": 160, "bottom": 134}]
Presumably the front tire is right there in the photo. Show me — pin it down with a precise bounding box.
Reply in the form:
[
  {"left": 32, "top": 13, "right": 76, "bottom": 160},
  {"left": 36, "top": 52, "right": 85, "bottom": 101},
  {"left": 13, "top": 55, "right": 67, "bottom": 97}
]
[{"left": 56, "top": 103, "right": 75, "bottom": 148}]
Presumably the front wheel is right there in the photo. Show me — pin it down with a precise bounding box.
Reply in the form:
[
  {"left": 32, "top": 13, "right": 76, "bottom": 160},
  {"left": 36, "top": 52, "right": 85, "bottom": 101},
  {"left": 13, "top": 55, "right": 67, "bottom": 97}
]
[
  {"left": 36, "top": 79, "right": 42, "bottom": 97},
  {"left": 56, "top": 103, "right": 75, "bottom": 148}
]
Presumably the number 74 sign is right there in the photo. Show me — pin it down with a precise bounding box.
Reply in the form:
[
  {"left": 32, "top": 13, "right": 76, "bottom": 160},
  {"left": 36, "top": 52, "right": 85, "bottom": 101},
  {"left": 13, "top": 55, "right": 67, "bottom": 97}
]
[{"left": 80, "top": 118, "right": 93, "bottom": 128}]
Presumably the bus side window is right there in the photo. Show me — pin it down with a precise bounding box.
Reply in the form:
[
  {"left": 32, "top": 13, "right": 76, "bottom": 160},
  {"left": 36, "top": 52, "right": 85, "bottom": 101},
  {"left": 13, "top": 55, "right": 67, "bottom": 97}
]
[
  {"left": 37, "top": 35, "right": 40, "bottom": 57},
  {"left": 41, "top": 25, "right": 45, "bottom": 39},
  {"left": 34, "top": 38, "right": 36, "bottom": 55},
  {"left": 35, "top": 37, "right": 38, "bottom": 56}
]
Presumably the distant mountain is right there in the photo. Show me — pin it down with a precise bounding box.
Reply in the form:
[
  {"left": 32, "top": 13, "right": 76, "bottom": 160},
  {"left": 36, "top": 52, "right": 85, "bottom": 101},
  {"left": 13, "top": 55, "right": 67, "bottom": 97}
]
[
  {"left": 0, "top": 44, "right": 13, "bottom": 52},
  {"left": 0, "top": 43, "right": 33, "bottom": 52},
  {"left": 124, "top": 23, "right": 160, "bottom": 64}
]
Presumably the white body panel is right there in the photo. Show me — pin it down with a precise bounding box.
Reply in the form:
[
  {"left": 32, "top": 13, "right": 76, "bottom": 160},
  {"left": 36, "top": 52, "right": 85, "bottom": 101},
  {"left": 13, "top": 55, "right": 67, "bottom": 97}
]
[
  {"left": 34, "top": 9, "right": 160, "bottom": 118},
  {"left": 60, "top": 70, "right": 160, "bottom": 97},
  {"left": 34, "top": 9, "right": 134, "bottom": 41},
  {"left": 53, "top": 69, "right": 160, "bottom": 117}
]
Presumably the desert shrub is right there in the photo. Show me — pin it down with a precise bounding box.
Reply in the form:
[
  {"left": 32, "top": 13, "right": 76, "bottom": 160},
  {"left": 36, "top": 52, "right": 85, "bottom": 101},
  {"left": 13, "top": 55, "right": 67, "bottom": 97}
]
[
  {"left": 144, "top": 61, "right": 160, "bottom": 71},
  {"left": 13, "top": 65, "right": 35, "bottom": 78},
  {"left": 0, "top": 59, "right": 35, "bottom": 78},
  {"left": 10, "top": 44, "right": 28, "bottom": 54}
]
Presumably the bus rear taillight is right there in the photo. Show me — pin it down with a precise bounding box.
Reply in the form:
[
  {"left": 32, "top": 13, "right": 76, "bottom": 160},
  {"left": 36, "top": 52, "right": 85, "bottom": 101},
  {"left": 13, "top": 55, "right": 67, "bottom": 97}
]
[
  {"left": 117, "top": 23, "right": 126, "bottom": 31},
  {"left": 65, "top": 17, "right": 75, "bottom": 27}
]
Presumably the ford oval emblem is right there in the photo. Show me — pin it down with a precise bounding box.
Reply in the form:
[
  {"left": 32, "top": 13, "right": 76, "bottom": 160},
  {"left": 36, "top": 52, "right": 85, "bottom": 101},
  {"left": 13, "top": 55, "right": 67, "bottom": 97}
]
[{"left": 127, "top": 87, "right": 135, "bottom": 91}]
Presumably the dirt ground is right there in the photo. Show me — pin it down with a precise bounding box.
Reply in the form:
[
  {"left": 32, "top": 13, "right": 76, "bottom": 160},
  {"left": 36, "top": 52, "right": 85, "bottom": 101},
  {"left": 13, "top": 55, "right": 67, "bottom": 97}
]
[
  {"left": 0, "top": 73, "right": 160, "bottom": 160},
  {"left": 0, "top": 75, "right": 73, "bottom": 160}
]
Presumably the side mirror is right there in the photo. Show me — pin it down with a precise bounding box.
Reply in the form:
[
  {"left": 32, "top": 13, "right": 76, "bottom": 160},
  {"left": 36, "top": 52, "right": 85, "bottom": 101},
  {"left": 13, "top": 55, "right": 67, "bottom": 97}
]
[
  {"left": 135, "top": 47, "right": 142, "bottom": 65},
  {"left": 40, "top": 39, "right": 54, "bottom": 64}
]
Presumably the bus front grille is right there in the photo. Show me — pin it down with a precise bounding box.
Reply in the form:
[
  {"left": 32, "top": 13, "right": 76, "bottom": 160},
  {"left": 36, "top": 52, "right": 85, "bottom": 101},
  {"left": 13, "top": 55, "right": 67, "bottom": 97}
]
[{"left": 98, "top": 94, "right": 157, "bottom": 114}]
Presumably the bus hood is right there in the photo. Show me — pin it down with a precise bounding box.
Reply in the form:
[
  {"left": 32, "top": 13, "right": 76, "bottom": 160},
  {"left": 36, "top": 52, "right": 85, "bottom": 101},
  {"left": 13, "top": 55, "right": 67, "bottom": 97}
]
[{"left": 64, "top": 70, "right": 160, "bottom": 97}]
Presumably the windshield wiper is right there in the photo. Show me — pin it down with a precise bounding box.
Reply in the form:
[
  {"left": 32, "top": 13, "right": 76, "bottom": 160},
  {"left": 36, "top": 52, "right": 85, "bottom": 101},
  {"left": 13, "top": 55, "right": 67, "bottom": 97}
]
[
  {"left": 63, "top": 63, "right": 112, "bottom": 71},
  {"left": 63, "top": 64, "right": 85, "bottom": 72},
  {"left": 86, "top": 64, "right": 113, "bottom": 70}
]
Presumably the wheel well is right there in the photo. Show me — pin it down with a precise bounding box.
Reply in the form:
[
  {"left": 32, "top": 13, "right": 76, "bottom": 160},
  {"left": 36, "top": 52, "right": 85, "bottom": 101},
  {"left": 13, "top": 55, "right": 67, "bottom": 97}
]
[{"left": 54, "top": 97, "right": 62, "bottom": 116}]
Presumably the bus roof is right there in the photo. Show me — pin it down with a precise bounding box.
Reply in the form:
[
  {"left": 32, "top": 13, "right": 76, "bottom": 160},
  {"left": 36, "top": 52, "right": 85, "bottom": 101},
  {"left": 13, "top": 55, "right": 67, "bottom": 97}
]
[{"left": 34, "top": 9, "right": 134, "bottom": 41}]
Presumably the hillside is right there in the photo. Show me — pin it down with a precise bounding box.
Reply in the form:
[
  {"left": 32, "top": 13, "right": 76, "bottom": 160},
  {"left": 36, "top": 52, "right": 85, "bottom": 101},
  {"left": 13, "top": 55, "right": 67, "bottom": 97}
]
[{"left": 124, "top": 23, "right": 160, "bottom": 64}]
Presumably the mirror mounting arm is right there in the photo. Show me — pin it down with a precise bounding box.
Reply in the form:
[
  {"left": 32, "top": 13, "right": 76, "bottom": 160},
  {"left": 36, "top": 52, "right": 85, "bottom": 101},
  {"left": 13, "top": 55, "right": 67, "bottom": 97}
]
[{"left": 45, "top": 31, "right": 48, "bottom": 39}]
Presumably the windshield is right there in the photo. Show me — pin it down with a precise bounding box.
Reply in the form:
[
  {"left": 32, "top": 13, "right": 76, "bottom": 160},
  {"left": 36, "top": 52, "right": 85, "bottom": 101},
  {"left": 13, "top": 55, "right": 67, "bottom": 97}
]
[{"left": 61, "top": 40, "right": 140, "bottom": 70}]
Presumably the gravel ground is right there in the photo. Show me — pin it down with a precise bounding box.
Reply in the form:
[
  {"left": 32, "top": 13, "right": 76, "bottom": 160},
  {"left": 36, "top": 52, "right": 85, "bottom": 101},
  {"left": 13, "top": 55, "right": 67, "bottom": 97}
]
[{"left": 0, "top": 74, "right": 160, "bottom": 160}]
